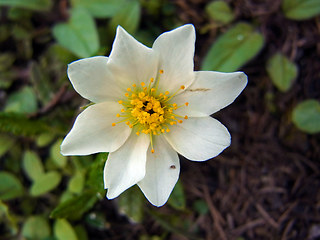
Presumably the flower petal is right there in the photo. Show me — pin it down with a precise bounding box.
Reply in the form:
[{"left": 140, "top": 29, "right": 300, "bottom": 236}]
[
  {"left": 173, "top": 71, "right": 248, "bottom": 117},
  {"left": 152, "top": 24, "right": 195, "bottom": 93},
  {"left": 164, "top": 117, "right": 230, "bottom": 161},
  {"left": 61, "top": 101, "right": 131, "bottom": 156},
  {"left": 138, "top": 136, "right": 180, "bottom": 207},
  {"left": 104, "top": 132, "right": 150, "bottom": 199},
  {"left": 67, "top": 56, "right": 125, "bottom": 103},
  {"left": 107, "top": 26, "right": 158, "bottom": 87}
]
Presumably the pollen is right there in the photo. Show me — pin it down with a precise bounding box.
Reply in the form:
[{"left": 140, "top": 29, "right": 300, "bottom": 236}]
[{"left": 113, "top": 70, "right": 188, "bottom": 138}]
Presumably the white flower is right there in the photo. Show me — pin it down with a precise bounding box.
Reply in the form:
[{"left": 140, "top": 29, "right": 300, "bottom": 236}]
[{"left": 61, "top": 24, "right": 247, "bottom": 207}]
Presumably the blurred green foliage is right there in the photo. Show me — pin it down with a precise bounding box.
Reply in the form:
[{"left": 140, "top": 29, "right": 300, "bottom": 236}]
[{"left": 0, "top": 0, "right": 318, "bottom": 239}]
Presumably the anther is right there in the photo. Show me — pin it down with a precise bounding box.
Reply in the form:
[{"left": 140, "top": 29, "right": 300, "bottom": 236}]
[
  {"left": 165, "top": 91, "right": 169, "bottom": 95},
  {"left": 118, "top": 100, "right": 123, "bottom": 104},
  {"left": 150, "top": 78, "right": 154, "bottom": 82},
  {"left": 125, "top": 93, "right": 129, "bottom": 97},
  {"left": 151, "top": 149, "right": 155, "bottom": 153},
  {"left": 184, "top": 115, "right": 188, "bottom": 119},
  {"left": 112, "top": 123, "right": 116, "bottom": 126},
  {"left": 166, "top": 128, "right": 170, "bottom": 132},
  {"left": 180, "top": 85, "right": 185, "bottom": 90},
  {"left": 132, "top": 84, "right": 136, "bottom": 87},
  {"left": 127, "top": 88, "right": 131, "bottom": 92},
  {"left": 159, "top": 69, "right": 164, "bottom": 74},
  {"left": 178, "top": 120, "right": 183, "bottom": 123},
  {"left": 121, "top": 109, "right": 125, "bottom": 112},
  {"left": 141, "top": 82, "right": 145, "bottom": 86},
  {"left": 185, "top": 102, "right": 189, "bottom": 106},
  {"left": 136, "top": 132, "right": 140, "bottom": 136},
  {"left": 116, "top": 114, "right": 120, "bottom": 117}
]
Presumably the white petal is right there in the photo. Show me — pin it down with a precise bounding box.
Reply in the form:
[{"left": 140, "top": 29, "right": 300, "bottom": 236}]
[
  {"left": 104, "top": 132, "right": 150, "bottom": 199},
  {"left": 164, "top": 117, "right": 230, "bottom": 161},
  {"left": 67, "top": 56, "right": 125, "bottom": 103},
  {"left": 152, "top": 24, "right": 195, "bottom": 93},
  {"left": 61, "top": 101, "right": 131, "bottom": 156},
  {"left": 138, "top": 136, "right": 180, "bottom": 207},
  {"left": 173, "top": 71, "right": 247, "bottom": 117},
  {"left": 107, "top": 26, "right": 158, "bottom": 87}
]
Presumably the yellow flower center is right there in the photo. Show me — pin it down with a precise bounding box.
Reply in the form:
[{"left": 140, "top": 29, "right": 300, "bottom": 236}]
[{"left": 112, "top": 70, "right": 188, "bottom": 153}]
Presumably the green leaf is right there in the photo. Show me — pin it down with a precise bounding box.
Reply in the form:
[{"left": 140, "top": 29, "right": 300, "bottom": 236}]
[
  {"left": 53, "top": 8, "right": 99, "bottom": 58},
  {"left": 54, "top": 219, "right": 78, "bottom": 240},
  {"left": 0, "top": 52, "right": 15, "bottom": 71},
  {"left": 50, "top": 192, "right": 98, "bottom": 220},
  {"left": 36, "top": 132, "right": 55, "bottom": 147},
  {"left": 71, "top": 0, "right": 125, "bottom": 18},
  {"left": 86, "top": 153, "right": 107, "bottom": 194},
  {"left": 282, "top": 0, "right": 320, "bottom": 20},
  {"left": 205, "top": 1, "right": 235, "bottom": 24},
  {"left": 0, "top": 0, "right": 52, "bottom": 11},
  {"left": 23, "top": 151, "right": 44, "bottom": 181},
  {"left": 5, "top": 86, "right": 38, "bottom": 114},
  {"left": 0, "top": 200, "right": 18, "bottom": 235},
  {"left": 30, "top": 171, "right": 61, "bottom": 196},
  {"left": 167, "top": 180, "right": 186, "bottom": 210},
  {"left": 50, "top": 139, "right": 67, "bottom": 168},
  {"left": 201, "top": 23, "right": 264, "bottom": 72},
  {"left": 30, "top": 61, "right": 53, "bottom": 105},
  {"left": 22, "top": 216, "right": 51, "bottom": 240},
  {"left": 109, "top": 0, "right": 141, "bottom": 35},
  {"left": 68, "top": 171, "right": 85, "bottom": 194},
  {"left": 74, "top": 225, "right": 88, "bottom": 240},
  {"left": 0, "top": 134, "right": 15, "bottom": 158},
  {"left": 0, "top": 171, "right": 24, "bottom": 201},
  {"left": 118, "top": 186, "right": 144, "bottom": 222},
  {"left": 0, "top": 112, "right": 62, "bottom": 137},
  {"left": 266, "top": 53, "right": 298, "bottom": 92},
  {"left": 292, "top": 99, "right": 320, "bottom": 134}
]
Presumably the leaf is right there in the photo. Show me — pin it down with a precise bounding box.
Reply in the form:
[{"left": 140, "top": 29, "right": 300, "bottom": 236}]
[
  {"left": 0, "top": 0, "right": 52, "bottom": 11},
  {"left": 282, "top": 0, "right": 320, "bottom": 20},
  {"left": 118, "top": 186, "right": 144, "bottom": 222},
  {"left": 23, "top": 151, "right": 44, "bottom": 181},
  {"left": 68, "top": 171, "right": 85, "bottom": 194},
  {"left": 30, "top": 171, "right": 61, "bottom": 196},
  {"left": 0, "top": 134, "right": 15, "bottom": 158},
  {"left": 292, "top": 99, "right": 320, "bottom": 134},
  {"left": 167, "top": 180, "right": 186, "bottom": 210},
  {"left": 0, "top": 171, "right": 24, "bottom": 201},
  {"left": 0, "top": 200, "right": 18, "bottom": 235},
  {"left": 54, "top": 219, "right": 78, "bottom": 240},
  {"left": 266, "top": 53, "right": 298, "bottom": 92},
  {"left": 53, "top": 8, "right": 99, "bottom": 58},
  {"left": 86, "top": 153, "right": 107, "bottom": 194},
  {"left": 50, "top": 192, "right": 97, "bottom": 220},
  {"left": 71, "top": 0, "right": 125, "bottom": 18},
  {"left": 108, "top": 0, "right": 141, "bottom": 35},
  {"left": 0, "top": 112, "right": 61, "bottom": 137},
  {"left": 201, "top": 23, "right": 264, "bottom": 72},
  {"left": 30, "top": 61, "right": 53, "bottom": 105},
  {"left": 22, "top": 216, "right": 51, "bottom": 240},
  {"left": 50, "top": 139, "right": 67, "bottom": 168},
  {"left": 205, "top": 1, "right": 235, "bottom": 24},
  {"left": 5, "top": 86, "right": 38, "bottom": 114},
  {"left": 36, "top": 132, "right": 55, "bottom": 147}
]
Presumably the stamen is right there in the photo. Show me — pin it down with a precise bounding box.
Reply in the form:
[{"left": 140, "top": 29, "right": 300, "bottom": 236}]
[
  {"left": 159, "top": 69, "right": 164, "bottom": 74},
  {"left": 121, "top": 109, "right": 125, "bottom": 112},
  {"left": 127, "top": 88, "right": 131, "bottom": 92},
  {"left": 116, "top": 114, "right": 120, "bottom": 117},
  {"left": 184, "top": 115, "right": 188, "bottom": 119},
  {"left": 180, "top": 85, "right": 185, "bottom": 90},
  {"left": 141, "top": 82, "right": 145, "bottom": 87},
  {"left": 118, "top": 100, "right": 123, "bottom": 104},
  {"left": 185, "top": 102, "right": 189, "bottom": 106},
  {"left": 178, "top": 120, "right": 183, "bottom": 123},
  {"left": 132, "top": 84, "right": 136, "bottom": 87},
  {"left": 112, "top": 123, "right": 116, "bottom": 126}
]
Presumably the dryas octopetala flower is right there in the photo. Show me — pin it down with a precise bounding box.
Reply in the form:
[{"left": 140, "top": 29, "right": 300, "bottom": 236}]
[{"left": 61, "top": 24, "right": 247, "bottom": 207}]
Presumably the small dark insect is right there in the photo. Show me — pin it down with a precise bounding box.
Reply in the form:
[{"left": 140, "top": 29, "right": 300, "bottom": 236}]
[{"left": 170, "top": 165, "right": 176, "bottom": 169}]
